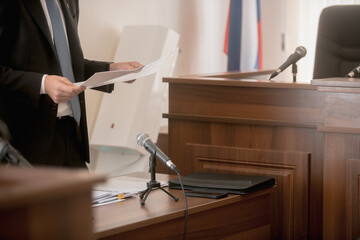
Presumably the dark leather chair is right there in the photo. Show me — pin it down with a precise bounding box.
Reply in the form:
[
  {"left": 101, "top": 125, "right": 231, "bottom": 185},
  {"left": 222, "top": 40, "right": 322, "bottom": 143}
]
[{"left": 313, "top": 5, "right": 360, "bottom": 79}]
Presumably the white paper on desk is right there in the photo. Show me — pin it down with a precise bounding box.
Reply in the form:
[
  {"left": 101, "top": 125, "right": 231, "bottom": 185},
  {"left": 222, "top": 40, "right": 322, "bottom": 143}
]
[
  {"left": 76, "top": 50, "right": 175, "bottom": 88},
  {"left": 93, "top": 175, "right": 168, "bottom": 193}
]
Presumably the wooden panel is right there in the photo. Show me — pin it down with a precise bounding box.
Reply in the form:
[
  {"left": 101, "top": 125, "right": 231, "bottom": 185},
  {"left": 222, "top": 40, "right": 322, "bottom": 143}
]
[
  {"left": 315, "top": 79, "right": 360, "bottom": 239},
  {"left": 324, "top": 92, "right": 360, "bottom": 128},
  {"left": 318, "top": 126, "right": 360, "bottom": 135},
  {"left": 318, "top": 86, "right": 360, "bottom": 94},
  {"left": 168, "top": 121, "right": 320, "bottom": 173},
  {"left": 164, "top": 75, "right": 317, "bottom": 90},
  {"left": 100, "top": 194, "right": 272, "bottom": 240},
  {"left": 312, "top": 77, "right": 360, "bottom": 88},
  {"left": 164, "top": 113, "right": 318, "bottom": 129},
  {"left": 346, "top": 159, "right": 360, "bottom": 240},
  {"left": 94, "top": 173, "right": 275, "bottom": 240},
  {"left": 186, "top": 144, "right": 310, "bottom": 240},
  {"left": 168, "top": 84, "right": 323, "bottom": 125},
  {"left": 323, "top": 133, "right": 360, "bottom": 239},
  {"left": 0, "top": 167, "right": 103, "bottom": 240},
  {"left": 167, "top": 119, "right": 323, "bottom": 239},
  {"left": 164, "top": 75, "right": 360, "bottom": 239},
  {"left": 165, "top": 74, "right": 329, "bottom": 239}
]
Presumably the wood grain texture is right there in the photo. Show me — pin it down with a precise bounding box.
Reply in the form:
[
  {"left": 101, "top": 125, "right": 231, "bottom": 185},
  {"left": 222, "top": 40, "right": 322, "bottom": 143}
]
[
  {"left": 319, "top": 83, "right": 360, "bottom": 240},
  {"left": 167, "top": 118, "right": 322, "bottom": 240},
  {"left": 168, "top": 83, "right": 323, "bottom": 124},
  {"left": 93, "top": 173, "right": 275, "bottom": 240},
  {"left": 164, "top": 74, "right": 360, "bottom": 239},
  {"left": 0, "top": 166, "right": 104, "bottom": 240},
  {"left": 186, "top": 144, "right": 309, "bottom": 240},
  {"left": 346, "top": 159, "right": 360, "bottom": 240},
  {"left": 324, "top": 92, "right": 360, "bottom": 128},
  {"left": 164, "top": 74, "right": 326, "bottom": 239},
  {"left": 323, "top": 133, "right": 360, "bottom": 239}
]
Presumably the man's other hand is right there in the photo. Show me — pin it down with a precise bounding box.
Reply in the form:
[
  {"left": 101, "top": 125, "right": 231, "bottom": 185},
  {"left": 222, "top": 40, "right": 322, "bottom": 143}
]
[
  {"left": 44, "top": 75, "right": 86, "bottom": 103},
  {"left": 109, "top": 61, "right": 143, "bottom": 71}
]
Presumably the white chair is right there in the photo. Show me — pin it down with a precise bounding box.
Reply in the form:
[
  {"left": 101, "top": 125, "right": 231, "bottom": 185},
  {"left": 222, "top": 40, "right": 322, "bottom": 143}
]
[{"left": 89, "top": 25, "right": 179, "bottom": 176}]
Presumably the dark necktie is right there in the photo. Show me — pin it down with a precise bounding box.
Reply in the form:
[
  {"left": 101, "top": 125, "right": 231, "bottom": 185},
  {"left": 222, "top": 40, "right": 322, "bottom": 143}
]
[{"left": 46, "top": 0, "right": 81, "bottom": 124}]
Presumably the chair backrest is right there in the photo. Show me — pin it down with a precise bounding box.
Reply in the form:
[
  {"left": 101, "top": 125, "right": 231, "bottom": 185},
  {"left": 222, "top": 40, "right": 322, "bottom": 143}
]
[
  {"left": 88, "top": 26, "right": 179, "bottom": 176},
  {"left": 91, "top": 25, "right": 179, "bottom": 151},
  {"left": 313, "top": 5, "right": 360, "bottom": 79}
]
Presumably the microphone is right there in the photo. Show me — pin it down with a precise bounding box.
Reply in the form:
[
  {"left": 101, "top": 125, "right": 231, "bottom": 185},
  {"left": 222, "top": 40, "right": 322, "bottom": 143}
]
[
  {"left": 136, "top": 133, "right": 178, "bottom": 172},
  {"left": 269, "top": 46, "right": 307, "bottom": 80},
  {"left": 346, "top": 62, "right": 360, "bottom": 78}
]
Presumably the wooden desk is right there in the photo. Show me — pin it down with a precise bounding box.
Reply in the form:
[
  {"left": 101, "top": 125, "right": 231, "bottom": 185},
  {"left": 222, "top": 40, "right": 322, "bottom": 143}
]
[
  {"left": 163, "top": 72, "right": 360, "bottom": 239},
  {"left": 164, "top": 71, "right": 318, "bottom": 239},
  {"left": 0, "top": 166, "right": 105, "bottom": 240},
  {"left": 93, "top": 172, "right": 275, "bottom": 240}
]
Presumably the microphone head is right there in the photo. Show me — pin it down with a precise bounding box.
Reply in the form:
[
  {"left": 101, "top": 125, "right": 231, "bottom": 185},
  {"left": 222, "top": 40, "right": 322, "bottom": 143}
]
[
  {"left": 295, "top": 46, "right": 307, "bottom": 58},
  {"left": 136, "top": 133, "right": 150, "bottom": 146}
]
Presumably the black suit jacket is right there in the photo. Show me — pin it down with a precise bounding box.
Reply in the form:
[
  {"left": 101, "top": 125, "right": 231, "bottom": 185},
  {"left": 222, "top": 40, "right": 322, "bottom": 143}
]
[{"left": 0, "top": 0, "right": 112, "bottom": 165}]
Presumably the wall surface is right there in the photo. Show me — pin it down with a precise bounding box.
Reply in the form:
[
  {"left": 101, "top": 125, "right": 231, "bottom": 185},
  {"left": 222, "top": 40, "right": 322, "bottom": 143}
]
[{"left": 78, "top": 0, "right": 292, "bottom": 137}]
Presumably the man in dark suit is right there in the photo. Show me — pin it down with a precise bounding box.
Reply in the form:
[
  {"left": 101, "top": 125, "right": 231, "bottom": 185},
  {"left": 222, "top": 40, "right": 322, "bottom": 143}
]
[{"left": 0, "top": 0, "right": 141, "bottom": 167}]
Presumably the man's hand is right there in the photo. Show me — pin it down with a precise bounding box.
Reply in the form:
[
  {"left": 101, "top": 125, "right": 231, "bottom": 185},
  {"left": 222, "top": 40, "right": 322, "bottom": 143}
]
[
  {"left": 109, "top": 61, "right": 143, "bottom": 84},
  {"left": 44, "top": 75, "right": 86, "bottom": 103},
  {"left": 109, "top": 61, "right": 143, "bottom": 71}
]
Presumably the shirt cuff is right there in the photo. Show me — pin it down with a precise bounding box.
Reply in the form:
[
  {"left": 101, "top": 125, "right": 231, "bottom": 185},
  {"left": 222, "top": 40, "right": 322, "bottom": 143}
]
[{"left": 40, "top": 74, "right": 47, "bottom": 94}]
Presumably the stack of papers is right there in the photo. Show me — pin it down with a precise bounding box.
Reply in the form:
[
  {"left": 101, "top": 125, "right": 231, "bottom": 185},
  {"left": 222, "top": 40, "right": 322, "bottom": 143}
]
[
  {"left": 92, "top": 175, "right": 168, "bottom": 207},
  {"left": 76, "top": 49, "right": 176, "bottom": 89}
]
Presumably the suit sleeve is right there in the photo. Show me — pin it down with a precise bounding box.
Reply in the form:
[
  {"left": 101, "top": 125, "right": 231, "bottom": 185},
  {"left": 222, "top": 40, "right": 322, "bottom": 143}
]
[
  {"left": 0, "top": 1, "right": 43, "bottom": 107},
  {"left": 83, "top": 59, "right": 114, "bottom": 93},
  {"left": 0, "top": 66, "right": 43, "bottom": 106}
]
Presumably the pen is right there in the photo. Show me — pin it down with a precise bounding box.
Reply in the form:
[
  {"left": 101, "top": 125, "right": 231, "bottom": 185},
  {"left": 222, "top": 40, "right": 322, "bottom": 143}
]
[
  {"left": 92, "top": 198, "right": 125, "bottom": 207},
  {"left": 92, "top": 191, "right": 121, "bottom": 202},
  {"left": 93, "top": 193, "right": 125, "bottom": 204}
]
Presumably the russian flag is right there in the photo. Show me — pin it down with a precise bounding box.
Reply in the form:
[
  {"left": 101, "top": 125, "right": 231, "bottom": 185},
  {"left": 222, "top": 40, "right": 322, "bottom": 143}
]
[{"left": 224, "top": 0, "right": 262, "bottom": 71}]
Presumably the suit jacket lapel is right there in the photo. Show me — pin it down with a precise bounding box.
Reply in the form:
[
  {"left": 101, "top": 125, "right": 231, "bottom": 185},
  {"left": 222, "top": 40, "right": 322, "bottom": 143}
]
[
  {"left": 23, "top": 0, "right": 54, "bottom": 52},
  {"left": 24, "top": 0, "right": 84, "bottom": 82}
]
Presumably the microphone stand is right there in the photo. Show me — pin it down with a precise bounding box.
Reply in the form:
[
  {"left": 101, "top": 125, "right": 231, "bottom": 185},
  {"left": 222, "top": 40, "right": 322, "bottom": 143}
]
[
  {"left": 292, "top": 63, "right": 297, "bottom": 83},
  {"left": 139, "top": 151, "right": 178, "bottom": 205}
]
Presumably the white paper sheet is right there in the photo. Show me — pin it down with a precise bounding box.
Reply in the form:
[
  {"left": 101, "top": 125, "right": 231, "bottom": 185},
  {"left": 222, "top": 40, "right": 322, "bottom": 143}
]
[
  {"left": 76, "top": 50, "right": 175, "bottom": 88},
  {"left": 93, "top": 175, "right": 168, "bottom": 193}
]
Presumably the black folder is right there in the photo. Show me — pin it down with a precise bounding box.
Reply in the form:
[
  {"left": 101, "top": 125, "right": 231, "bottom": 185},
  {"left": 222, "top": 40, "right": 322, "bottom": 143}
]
[{"left": 169, "top": 172, "right": 275, "bottom": 195}]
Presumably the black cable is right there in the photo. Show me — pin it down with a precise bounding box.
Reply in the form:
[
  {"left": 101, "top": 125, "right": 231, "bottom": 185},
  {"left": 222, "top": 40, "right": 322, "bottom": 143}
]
[{"left": 174, "top": 169, "right": 188, "bottom": 240}]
